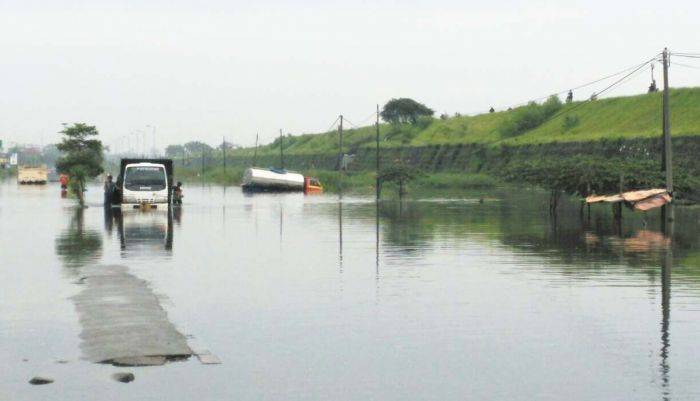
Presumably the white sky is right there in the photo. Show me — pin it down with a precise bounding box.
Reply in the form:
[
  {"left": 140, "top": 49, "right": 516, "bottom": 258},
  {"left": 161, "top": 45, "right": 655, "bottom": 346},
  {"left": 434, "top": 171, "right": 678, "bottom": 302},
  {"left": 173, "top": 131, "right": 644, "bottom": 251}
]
[{"left": 1, "top": 0, "right": 699, "bottom": 152}]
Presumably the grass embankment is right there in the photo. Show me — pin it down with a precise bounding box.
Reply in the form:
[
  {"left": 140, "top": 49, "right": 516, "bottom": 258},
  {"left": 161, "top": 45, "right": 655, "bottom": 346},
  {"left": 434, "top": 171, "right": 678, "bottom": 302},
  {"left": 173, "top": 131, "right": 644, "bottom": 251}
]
[
  {"left": 229, "top": 88, "right": 700, "bottom": 158},
  {"left": 178, "top": 88, "right": 700, "bottom": 197}
]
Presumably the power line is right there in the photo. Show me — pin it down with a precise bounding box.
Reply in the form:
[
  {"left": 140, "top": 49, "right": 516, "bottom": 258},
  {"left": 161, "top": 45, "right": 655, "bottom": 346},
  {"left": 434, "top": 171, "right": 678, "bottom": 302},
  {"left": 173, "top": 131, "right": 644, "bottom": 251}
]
[
  {"left": 342, "top": 117, "right": 358, "bottom": 128},
  {"left": 323, "top": 116, "right": 340, "bottom": 133},
  {"left": 478, "top": 53, "right": 663, "bottom": 115},
  {"left": 671, "top": 51, "right": 700, "bottom": 56},
  {"left": 548, "top": 56, "right": 657, "bottom": 121},
  {"left": 356, "top": 110, "right": 380, "bottom": 126},
  {"left": 671, "top": 61, "right": 700, "bottom": 70},
  {"left": 672, "top": 54, "right": 700, "bottom": 59}
]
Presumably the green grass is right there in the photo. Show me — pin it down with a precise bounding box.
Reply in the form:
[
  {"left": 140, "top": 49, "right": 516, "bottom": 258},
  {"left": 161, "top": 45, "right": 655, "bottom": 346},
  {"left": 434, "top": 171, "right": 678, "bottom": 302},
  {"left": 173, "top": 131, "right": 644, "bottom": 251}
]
[
  {"left": 226, "top": 87, "right": 700, "bottom": 157},
  {"left": 176, "top": 164, "right": 500, "bottom": 195},
  {"left": 415, "top": 172, "right": 498, "bottom": 189}
]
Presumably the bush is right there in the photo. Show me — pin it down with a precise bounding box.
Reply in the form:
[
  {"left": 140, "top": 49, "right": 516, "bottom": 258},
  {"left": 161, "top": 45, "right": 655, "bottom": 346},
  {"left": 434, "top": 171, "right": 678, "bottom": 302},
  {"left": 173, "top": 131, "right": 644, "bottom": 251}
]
[
  {"left": 415, "top": 116, "right": 434, "bottom": 130},
  {"left": 500, "top": 155, "right": 675, "bottom": 198},
  {"left": 500, "top": 95, "right": 563, "bottom": 138},
  {"left": 562, "top": 115, "right": 580, "bottom": 131}
]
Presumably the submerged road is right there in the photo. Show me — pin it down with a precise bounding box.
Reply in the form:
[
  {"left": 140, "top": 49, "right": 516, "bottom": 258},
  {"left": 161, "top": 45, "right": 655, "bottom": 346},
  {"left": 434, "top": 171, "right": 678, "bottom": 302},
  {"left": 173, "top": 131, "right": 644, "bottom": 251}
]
[{"left": 71, "top": 264, "right": 192, "bottom": 366}]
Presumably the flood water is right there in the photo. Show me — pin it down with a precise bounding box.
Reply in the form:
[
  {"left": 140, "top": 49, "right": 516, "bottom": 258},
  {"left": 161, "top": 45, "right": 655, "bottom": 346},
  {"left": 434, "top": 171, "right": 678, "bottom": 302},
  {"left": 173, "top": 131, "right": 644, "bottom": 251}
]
[{"left": 2, "top": 180, "right": 700, "bottom": 400}]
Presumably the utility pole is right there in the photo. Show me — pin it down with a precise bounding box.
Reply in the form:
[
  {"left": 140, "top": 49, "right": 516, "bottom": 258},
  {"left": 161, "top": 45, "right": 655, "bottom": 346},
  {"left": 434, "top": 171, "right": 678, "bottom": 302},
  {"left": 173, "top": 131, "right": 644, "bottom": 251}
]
[
  {"left": 253, "top": 133, "right": 259, "bottom": 166},
  {"left": 662, "top": 47, "right": 674, "bottom": 223},
  {"left": 376, "top": 104, "right": 381, "bottom": 200},
  {"left": 338, "top": 115, "right": 344, "bottom": 171},
  {"left": 662, "top": 48, "right": 673, "bottom": 194},
  {"left": 222, "top": 136, "right": 227, "bottom": 175},
  {"left": 279, "top": 129, "right": 284, "bottom": 169}
]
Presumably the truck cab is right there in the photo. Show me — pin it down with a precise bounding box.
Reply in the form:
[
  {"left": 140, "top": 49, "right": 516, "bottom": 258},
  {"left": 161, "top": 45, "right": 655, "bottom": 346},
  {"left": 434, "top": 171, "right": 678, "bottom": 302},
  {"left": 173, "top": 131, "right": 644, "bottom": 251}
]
[
  {"left": 109, "top": 159, "right": 174, "bottom": 208},
  {"left": 122, "top": 162, "right": 169, "bottom": 206}
]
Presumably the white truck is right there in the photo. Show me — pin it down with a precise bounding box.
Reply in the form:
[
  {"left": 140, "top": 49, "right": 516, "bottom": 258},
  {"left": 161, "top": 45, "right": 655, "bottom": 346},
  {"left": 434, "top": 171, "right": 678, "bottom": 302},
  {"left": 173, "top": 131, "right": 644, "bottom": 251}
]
[{"left": 107, "top": 159, "right": 174, "bottom": 209}]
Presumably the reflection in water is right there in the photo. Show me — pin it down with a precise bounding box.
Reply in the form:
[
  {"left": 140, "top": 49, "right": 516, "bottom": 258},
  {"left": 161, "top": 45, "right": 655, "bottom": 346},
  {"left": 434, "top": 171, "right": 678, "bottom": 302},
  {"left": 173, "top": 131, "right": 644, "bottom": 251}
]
[
  {"left": 338, "top": 198, "right": 343, "bottom": 273},
  {"left": 55, "top": 208, "right": 102, "bottom": 269},
  {"left": 369, "top": 197, "right": 682, "bottom": 400},
  {"left": 104, "top": 207, "right": 174, "bottom": 254},
  {"left": 375, "top": 201, "right": 380, "bottom": 278},
  {"left": 25, "top": 183, "right": 700, "bottom": 399},
  {"left": 660, "top": 219, "right": 673, "bottom": 401}
]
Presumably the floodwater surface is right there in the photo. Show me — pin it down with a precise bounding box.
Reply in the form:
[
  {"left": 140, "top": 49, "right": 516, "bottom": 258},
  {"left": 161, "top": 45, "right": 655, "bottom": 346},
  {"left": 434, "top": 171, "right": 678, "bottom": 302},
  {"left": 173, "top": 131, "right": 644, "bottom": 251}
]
[{"left": 1, "top": 181, "right": 700, "bottom": 400}]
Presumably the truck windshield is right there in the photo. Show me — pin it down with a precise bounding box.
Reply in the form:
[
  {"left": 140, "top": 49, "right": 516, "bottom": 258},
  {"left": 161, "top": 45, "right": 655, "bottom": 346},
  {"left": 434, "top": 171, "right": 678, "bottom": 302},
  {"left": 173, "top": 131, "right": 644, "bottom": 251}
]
[{"left": 124, "top": 166, "right": 166, "bottom": 191}]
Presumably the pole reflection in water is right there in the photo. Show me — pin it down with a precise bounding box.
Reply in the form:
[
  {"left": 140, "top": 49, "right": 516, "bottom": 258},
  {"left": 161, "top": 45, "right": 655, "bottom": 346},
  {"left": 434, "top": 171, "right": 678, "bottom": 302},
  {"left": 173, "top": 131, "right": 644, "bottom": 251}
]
[
  {"left": 660, "top": 217, "right": 673, "bottom": 401},
  {"left": 338, "top": 194, "right": 343, "bottom": 273},
  {"left": 375, "top": 200, "right": 380, "bottom": 278}
]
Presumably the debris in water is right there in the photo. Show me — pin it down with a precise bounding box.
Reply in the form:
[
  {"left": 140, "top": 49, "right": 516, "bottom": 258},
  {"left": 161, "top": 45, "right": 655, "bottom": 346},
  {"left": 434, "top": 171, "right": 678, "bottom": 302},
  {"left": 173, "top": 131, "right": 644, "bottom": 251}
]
[
  {"left": 196, "top": 351, "right": 222, "bottom": 365},
  {"left": 29, "top": 377, "right": 54, "bottom": 385},
  {"left": 585, "top": 188, "right": 672, "bottom": 211},
  {"left": 55, "top": 360, "right": 69, "bottom": 364},
  {"left": 111, "top": 372, "right": 135, "bottom": 383}
]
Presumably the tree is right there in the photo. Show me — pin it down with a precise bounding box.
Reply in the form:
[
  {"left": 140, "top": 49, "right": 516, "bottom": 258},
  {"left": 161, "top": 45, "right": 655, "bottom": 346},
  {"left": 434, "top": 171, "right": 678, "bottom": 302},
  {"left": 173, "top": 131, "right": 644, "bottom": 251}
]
[
  {"left": 56, "top": 123, "right": 104, "bottom": 207},
  {"left": 165, "top": 144, "right": 185, "bottom": 158},
  {"left": 378, "top": 164, "right": 422, "bottom": 198},
  {"left": 183, "top": 141, "right": 212, "bottom": 155},
  {"left": 380, "top": 98, "right": 434, "bottom": 125}
]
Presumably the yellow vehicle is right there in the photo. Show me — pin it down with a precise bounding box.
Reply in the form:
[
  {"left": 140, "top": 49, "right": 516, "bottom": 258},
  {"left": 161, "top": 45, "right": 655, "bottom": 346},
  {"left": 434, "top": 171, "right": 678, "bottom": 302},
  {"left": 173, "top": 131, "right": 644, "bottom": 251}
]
[{"left": 18, "top": 165, "right": 48, "bottom": 184}]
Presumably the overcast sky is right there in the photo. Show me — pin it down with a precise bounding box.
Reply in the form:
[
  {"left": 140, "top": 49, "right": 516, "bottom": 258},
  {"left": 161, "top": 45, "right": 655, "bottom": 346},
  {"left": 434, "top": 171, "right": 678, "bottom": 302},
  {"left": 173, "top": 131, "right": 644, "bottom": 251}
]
[{"left": 1, "top": 0, "right": 699, "bottom": 152}]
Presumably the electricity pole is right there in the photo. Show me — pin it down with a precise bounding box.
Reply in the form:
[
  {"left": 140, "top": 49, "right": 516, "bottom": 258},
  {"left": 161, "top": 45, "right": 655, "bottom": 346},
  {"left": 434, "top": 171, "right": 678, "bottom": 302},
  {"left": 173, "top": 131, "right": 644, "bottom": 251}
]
[
  {"left": 222, "top": 136, "right": 227, "bottom": 175},
  {"left": 662, "top": 48, "right": 673, "bottom": 194},
  {"left": 279, "top": 129, "right": 284, "bottom": 169},
  {"left": 376, "top": 104, "right": 381, "bottom": 200},
  {"left": 662, "top": 47, "right": 674, "bottom": 222},
  {"left": 253, "top": 133, "right": 259, "bottom": 166},
  {"left": 338, "top": 115, "right": 344, "bottom": 171}
]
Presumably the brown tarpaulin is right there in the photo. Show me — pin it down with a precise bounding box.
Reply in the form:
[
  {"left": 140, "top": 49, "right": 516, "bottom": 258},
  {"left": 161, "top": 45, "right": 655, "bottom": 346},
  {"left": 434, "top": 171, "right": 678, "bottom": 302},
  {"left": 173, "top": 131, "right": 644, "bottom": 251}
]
[{"left": 585, "top": 188, "right": 671, "bottom": 211}]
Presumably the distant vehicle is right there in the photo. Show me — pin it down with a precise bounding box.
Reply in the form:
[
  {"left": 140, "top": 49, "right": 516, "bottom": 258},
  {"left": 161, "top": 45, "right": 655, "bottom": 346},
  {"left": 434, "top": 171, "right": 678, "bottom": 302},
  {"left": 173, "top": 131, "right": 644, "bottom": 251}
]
[
  {"left": 304, "top": 177, "right": 323, "bottom": 194},
  {"left": 17, "top": 165, "right": 48, "bottom": 184},
  {"left": 107, "top": 158, "right": 174, "bottom": 209},
  {"left": 242, "top": 167, "right": 323, "bottom": 193}
]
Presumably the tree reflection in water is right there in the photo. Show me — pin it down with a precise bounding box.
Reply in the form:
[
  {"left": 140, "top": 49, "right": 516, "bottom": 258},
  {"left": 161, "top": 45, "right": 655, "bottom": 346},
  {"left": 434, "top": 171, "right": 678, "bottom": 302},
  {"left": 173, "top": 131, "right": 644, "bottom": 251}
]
[{"left": 54, "top": 207, "right": 103, "bottom": 270}]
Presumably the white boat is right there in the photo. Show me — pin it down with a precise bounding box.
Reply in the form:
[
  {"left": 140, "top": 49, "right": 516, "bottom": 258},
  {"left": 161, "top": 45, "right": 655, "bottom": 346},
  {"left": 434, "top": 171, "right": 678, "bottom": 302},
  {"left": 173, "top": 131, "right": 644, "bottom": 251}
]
[{"left": 242, "top": 167, "right": 305, "bottom": 191}]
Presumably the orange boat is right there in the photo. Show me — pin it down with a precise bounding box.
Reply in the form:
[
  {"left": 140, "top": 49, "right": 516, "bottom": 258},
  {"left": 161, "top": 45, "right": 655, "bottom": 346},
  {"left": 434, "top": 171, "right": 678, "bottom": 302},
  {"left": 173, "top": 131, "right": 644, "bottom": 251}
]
[{"left": 303, "top": 177, "right": 323, "bottom": 194}]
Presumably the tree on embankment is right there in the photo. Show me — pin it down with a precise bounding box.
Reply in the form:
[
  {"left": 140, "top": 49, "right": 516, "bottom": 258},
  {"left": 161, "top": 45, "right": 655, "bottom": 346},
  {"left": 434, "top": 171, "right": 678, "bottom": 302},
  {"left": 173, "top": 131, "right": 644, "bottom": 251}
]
[
  {"left": 380, "top": 98, "right": 434, "bottom": 125},
  {"left": 56, "top": 123, "right": 104, "bottom": 207}
]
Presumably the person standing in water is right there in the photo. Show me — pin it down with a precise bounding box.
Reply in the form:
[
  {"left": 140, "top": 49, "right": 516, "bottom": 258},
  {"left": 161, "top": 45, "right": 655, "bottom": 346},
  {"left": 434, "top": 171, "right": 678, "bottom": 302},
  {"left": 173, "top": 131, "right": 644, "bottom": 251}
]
[{"left": 173, "top": 182, "right": 183, "bottom": 205}]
